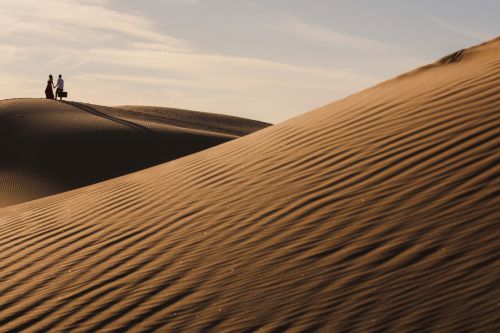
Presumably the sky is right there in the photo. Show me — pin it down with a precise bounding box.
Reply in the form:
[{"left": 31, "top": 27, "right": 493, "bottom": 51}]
[{"left": 0, "top": 0, "right": 498, "bottom": 122}]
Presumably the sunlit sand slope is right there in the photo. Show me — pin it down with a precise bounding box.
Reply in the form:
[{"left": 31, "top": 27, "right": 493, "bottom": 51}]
[
  {"left": 0, "top": 100, "right": 269, "bottom": 208},
  {"left": 0, "top": 38, "right": 498, "bottom": 332}
]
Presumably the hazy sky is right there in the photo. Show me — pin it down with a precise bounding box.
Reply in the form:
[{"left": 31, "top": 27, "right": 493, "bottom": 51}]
[{"left": 0, "top": 0, "right": 498, "bottom": 122}]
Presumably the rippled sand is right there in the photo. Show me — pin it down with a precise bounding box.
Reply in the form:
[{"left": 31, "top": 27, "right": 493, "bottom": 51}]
[{"left": 0, "top": 38, "right": 498, "bottom": 332}]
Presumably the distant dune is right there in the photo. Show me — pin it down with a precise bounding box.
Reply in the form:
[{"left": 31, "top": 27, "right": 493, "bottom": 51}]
[
  {"left": 0, "top": 38, "right": 498, "bottom": 332},
  {"left": 0, "top": 100, "right": 269, "bottom": 208}
]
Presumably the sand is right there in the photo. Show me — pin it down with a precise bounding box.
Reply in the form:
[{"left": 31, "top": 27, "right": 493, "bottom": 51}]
[
  {"left": 0, "top": 38, "right": 498, "bottom": 332},
  {"left": 0, "top": 100, "right": 269, "bottom": 208}
]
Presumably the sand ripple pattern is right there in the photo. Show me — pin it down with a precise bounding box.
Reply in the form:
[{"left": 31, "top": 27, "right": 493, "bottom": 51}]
[{"left": 0, "top": 39, "right": 499, "bottom": 332}]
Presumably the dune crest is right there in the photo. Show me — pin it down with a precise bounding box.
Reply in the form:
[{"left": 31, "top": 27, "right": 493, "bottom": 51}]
[{"left": 0, "top": 38, "right": 499, "bottom": 332}]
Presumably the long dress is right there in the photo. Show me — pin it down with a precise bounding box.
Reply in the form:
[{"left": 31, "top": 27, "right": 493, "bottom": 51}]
[{"left": 45, "top": 80, "right": 54, "bottom": 99}]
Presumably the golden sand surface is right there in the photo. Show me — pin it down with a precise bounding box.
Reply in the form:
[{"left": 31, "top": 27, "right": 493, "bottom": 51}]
[{"left": 0, "top": 38, "right": 498, "bottom": 332}]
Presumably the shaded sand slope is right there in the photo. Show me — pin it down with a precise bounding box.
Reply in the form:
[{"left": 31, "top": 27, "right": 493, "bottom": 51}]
[
  {"left": 116, "top": 105, "right": 269, "bottom": 137},
  {"left": 0, "top": 100, "right": 269, "bottom": 208},
  {"left": 0, "top": 38, "right": 499, "bottom": 332}
]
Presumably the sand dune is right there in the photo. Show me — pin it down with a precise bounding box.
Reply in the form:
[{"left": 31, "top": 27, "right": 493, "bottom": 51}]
[
  {"left": 0, "top": 38, "right": 499, "bottom": 332},
  {"left": 115, "top": 105, "right": 270, "bottom": 137},
  {"left": 0, "top": 100, "right": 269, "bottom": 208}
]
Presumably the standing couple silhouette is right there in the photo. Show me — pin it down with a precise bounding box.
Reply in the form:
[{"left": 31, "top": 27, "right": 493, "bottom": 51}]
[{"left": 45, "top": 74, "right": 65, "bottom": 100}]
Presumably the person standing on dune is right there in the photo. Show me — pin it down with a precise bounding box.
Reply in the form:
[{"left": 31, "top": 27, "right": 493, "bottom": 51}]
[
  {"left": 54, "top": 74, "right": 64, "bottom": 100},
  {"left": 45, "top": 75, "right": 54, "bottom": 99}
]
